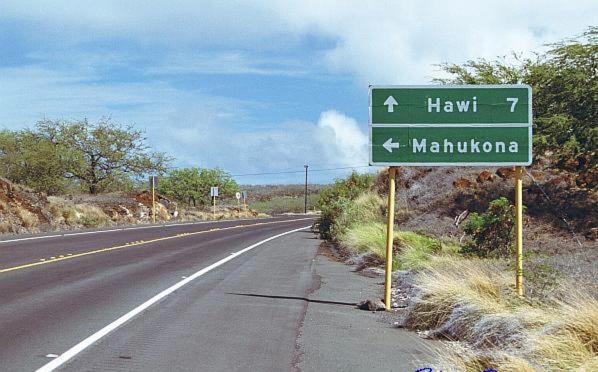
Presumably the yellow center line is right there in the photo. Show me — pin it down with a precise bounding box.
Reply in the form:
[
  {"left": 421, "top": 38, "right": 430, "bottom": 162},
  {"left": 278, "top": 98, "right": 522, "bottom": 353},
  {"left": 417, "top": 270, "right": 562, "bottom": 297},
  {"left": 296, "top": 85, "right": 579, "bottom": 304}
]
[{"left": 0, "top": 218, "right": 314, "bottom": 274}]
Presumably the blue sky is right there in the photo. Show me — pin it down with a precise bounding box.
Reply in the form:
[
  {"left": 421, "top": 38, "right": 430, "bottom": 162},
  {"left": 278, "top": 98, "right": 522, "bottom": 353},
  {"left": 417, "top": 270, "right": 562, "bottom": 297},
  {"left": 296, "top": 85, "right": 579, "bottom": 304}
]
[{"left": 0, "top": 1, "right": 596, "bottom": 184}]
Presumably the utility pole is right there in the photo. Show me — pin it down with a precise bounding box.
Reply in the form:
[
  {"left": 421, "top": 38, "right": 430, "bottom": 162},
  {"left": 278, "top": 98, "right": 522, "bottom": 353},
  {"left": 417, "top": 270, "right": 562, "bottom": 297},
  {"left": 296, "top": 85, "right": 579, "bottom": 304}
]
[{"left": 304, "top": 165, "right": 309, "bottom": 214}]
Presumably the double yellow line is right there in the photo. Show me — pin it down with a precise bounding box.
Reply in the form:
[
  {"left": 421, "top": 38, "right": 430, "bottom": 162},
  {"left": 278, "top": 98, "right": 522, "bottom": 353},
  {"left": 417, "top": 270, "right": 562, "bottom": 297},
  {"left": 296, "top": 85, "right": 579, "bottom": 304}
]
[{"left": 0, "top": 218, "right": 314, "bottom": 274}]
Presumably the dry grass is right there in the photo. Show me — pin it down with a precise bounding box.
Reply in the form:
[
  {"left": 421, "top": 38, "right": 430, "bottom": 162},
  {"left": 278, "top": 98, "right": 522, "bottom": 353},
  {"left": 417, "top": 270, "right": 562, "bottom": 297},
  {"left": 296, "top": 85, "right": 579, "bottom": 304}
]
[
  {"left": 16, "top": 208, "right": 39, "bottom": 228},
  {"left": 74, "top": 204, "right": 110, "bottom": 227},
  {"left": 0, "top": 222, "right": 13, "bottom": 233},
  {"left": 179, "top": 208, "right": 267, "bottom": 222},
  {"left": 401, "top": 256, "right": 598, "bottom": 371},
  {"left": 48, "top": 197, "right": 111, "bottom": 227}
]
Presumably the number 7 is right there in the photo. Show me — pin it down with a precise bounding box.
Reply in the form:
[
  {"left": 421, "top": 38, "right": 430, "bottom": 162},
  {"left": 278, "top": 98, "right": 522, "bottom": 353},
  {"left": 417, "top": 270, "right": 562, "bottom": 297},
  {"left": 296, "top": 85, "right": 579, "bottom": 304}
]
[{"left": 507, "top": 97, "right": 518, "bottom": 112}]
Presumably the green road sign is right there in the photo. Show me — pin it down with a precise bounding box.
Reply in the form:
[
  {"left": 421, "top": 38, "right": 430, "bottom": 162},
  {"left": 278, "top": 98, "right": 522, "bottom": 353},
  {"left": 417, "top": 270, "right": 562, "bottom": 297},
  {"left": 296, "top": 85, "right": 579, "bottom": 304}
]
[{"left": 369, "top": 85, "right": 532, "bottom": 166}]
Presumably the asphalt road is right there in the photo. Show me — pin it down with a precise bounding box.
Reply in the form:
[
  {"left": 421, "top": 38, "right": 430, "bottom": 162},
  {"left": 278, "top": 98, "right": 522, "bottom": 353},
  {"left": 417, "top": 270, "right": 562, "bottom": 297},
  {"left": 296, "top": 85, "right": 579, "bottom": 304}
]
[{"left": 0, "top": 215, "right": 433, "bottom": 371}]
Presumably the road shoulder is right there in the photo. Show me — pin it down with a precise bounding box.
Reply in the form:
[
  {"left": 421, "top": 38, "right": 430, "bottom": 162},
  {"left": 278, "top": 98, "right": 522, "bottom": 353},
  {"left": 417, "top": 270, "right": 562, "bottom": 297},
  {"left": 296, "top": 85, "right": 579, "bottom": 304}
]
[{"left": 296, "top": 241, "right": 437, "bottom": 371}]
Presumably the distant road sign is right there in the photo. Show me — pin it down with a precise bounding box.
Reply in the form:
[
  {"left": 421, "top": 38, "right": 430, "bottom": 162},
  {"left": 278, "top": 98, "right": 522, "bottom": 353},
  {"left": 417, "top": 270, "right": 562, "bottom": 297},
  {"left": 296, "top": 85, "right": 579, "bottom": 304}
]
[
  {"left": 210, "top": 187, "right": 219, "bottom": 197},
  {"left": 242, "top": 191, "right": 248, "bottom": 199},
  {"left": 235, "top": 192, "right": 241, "bottom": 200},
  {"left": 369, "top": 85, "right": 532, "bottom": 166}
]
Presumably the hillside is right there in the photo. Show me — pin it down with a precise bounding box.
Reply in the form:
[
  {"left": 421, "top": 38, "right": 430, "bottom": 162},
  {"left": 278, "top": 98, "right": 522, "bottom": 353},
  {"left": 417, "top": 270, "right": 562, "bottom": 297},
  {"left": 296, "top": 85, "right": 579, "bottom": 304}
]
[{"left": 0, "top": 177, "right": 265, "bottom": 235}]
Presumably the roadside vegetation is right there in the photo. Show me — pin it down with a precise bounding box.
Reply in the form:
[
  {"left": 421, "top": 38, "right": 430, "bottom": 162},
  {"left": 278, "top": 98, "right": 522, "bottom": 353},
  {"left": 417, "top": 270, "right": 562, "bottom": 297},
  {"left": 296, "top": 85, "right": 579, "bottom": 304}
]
[
  {"left": 317, "top": 166, "right": 596, "bottom": 370},
  {"left": 0, "top": 119, "right": 276, "bottom": 234},
  {"left": 315, "top": 29, "right": 596, "bottom": 371}
]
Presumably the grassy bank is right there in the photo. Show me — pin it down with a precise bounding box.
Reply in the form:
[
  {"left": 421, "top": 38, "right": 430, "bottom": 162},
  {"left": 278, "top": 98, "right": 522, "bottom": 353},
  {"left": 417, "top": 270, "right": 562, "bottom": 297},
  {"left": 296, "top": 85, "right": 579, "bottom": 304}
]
[
  {"left": 402, "top": 256, "right": 597, "bottom": 371},
  {"left": 337, "top": 218, "right": 597, "bottom": 370},
  {"left": 316, "top": 170, "right": 597, "bottom": 371}
]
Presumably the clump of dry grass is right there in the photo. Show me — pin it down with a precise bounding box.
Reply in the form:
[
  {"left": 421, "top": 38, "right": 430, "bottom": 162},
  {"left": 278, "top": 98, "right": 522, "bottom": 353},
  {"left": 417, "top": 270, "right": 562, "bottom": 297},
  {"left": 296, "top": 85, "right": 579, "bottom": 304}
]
[
  {"left": 401, "top": 256, "right": 598, "bottom": 370},
  {"left": 74, "top": 204, "right": 110, "bottom": 227},
  {"left": 48, "top": 197, "right": 111, "bottom": 227},
  {"left": 17, "top": 208, "right": 39, "bottom": 228},
  {"left": 0, "top": 221, "right": 13, "bottom": 233}
]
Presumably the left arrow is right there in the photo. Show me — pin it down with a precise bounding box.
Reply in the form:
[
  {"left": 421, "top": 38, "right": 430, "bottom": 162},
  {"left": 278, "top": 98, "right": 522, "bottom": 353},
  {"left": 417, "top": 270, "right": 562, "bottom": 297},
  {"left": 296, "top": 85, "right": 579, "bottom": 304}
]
[
  {"left": 384, "top": 96, "right": 398, "bottom": 113},
  {"left": 383, "top": 138, "right": 400, "bottom": 153}
]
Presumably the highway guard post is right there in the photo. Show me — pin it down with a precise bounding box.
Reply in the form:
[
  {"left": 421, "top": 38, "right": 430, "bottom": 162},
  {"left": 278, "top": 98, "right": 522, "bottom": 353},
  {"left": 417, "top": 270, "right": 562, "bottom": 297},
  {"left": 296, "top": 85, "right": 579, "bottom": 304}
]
[{"left": 369, "top": 85, "right": 532, "bottom": 308}]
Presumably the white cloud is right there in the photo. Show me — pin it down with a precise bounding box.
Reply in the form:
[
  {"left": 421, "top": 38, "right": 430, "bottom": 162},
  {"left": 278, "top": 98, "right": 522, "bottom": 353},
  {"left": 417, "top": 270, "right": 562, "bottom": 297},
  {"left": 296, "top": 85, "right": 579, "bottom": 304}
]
[
  {"left": 316, "top": 110, "right": 368, "bottom": 167},
  {"left": 0, "top": 1, "right": 595, "bottom": 183},
  {"left": 2, "top": 1, "right": 595, "bottom": 83},
  {"left": 267, "top": 0, "right": 597, "bottom": 84}
]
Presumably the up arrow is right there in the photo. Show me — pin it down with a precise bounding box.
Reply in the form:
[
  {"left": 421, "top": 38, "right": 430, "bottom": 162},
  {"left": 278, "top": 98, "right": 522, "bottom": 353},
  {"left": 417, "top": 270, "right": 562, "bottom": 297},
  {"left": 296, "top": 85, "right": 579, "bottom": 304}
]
[
  {"left": 384, "top": 96, "right": 398, "bottom": 113},
  {"left": 383, "top": 138, "right": 400, "bottom": 153}
]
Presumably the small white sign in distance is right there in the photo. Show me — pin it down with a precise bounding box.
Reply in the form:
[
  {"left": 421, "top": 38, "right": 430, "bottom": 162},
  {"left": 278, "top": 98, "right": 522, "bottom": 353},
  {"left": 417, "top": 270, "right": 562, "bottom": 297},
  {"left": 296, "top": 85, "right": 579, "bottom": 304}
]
[{"left": 235, "top": 192, "right": 241, "bottom": 200}]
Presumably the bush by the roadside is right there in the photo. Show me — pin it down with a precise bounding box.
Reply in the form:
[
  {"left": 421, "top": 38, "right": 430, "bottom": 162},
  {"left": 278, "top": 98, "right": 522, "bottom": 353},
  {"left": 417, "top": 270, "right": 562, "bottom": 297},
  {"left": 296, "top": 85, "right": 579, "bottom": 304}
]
[
  {"left": 331, "top": 192, "right": 385, "bottom": 237},
  {"left": 316, "top": 172, "right": 375, "bottom": 239},
  {"left": 463, "top": 197, "right": 524, "bottom": 257}
]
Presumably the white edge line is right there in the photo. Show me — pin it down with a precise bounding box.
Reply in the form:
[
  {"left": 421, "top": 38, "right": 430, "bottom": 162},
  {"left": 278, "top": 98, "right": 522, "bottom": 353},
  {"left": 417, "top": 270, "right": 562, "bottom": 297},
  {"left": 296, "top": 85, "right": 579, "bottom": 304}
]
[{"left": 35, "top": 225, "right": 311, "bottom": 372}]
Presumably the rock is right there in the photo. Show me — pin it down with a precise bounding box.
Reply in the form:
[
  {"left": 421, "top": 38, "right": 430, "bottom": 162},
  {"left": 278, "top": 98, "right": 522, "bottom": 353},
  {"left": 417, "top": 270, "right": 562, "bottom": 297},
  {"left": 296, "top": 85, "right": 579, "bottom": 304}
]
[
  {"left": 585, "top": 227, "right": 597, "bottom": 241},
  {"left": 476, "top": 170, "right": 494, "bottom": 183},
  {"left": 357, "top": 298, "right": 386, "bottom": 311},
  {"left": 576, "top": 170, "right": 597, "bottom": 189},
  {"left": 530, "top": 170, "right": 545, "bottom": 180},
  {"left": 452, "top": 178, "right": 473, "bottom": 188},
  {"left": 496, "top": 167, "right": 515, "bottom": 180},
  {"left": 548, "top": 176, "right": 572, "bottom": 188}
]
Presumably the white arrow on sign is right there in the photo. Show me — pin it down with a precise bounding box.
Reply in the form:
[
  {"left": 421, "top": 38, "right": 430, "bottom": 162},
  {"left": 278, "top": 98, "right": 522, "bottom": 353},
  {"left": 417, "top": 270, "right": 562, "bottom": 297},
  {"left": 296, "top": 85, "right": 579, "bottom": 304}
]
[
  {"left": 384, "top": 96, "right": 398, "bottom": 112},
  {"left": 383, "top": 138, "right": 400, "bottom": 153}
]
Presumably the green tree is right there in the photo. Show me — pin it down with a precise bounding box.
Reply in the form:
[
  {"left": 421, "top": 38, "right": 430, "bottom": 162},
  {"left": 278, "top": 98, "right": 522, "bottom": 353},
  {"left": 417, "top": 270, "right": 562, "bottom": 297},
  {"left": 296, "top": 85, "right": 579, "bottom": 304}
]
[
  {"left": 158, "top": 167, "right": 239, "bottom": 206},
  {"left": 435, "top": 27, "right": 597, "bottom": 168},
  {"left": 0, "top": 129, "right": 70, "bottom": 194},
  {"left": 36, "top": 118, "right": 170, "bottom": 194}
]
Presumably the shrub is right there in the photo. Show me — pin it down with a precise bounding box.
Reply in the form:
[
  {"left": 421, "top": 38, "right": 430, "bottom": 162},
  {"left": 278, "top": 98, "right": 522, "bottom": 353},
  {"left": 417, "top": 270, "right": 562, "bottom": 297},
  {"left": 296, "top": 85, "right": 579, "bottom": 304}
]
[
  {"left": 316, "top": 172, "right": 375, "bottom": 239},
  {"left": 330, "top": 192, "right": 384, "bottom": 237},
  {"left": 463, "top": 197, "right": 524, "bottom": 257}
]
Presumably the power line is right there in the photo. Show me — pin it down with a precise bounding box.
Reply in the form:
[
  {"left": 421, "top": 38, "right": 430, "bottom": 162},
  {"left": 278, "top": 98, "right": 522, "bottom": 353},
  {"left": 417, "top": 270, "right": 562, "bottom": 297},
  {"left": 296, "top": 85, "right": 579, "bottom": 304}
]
[{"left": 230, "top": 165, "right": 373, "bottom": 177}]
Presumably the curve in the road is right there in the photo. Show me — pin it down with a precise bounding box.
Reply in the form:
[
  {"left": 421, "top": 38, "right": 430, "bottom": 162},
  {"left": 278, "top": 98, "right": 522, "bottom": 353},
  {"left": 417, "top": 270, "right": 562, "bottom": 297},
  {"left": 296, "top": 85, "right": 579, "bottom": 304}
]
[
  {"left": 0, "top": 218, "right": 314, "bottom": 274},
  {"left": 35, "top": 225, "right": 312, "bottom": 372}
]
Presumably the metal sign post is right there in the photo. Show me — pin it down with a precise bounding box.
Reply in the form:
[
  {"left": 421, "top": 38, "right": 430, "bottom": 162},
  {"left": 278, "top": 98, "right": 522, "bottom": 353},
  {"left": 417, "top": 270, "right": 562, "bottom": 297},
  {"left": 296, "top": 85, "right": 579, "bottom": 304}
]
[
  {"left": 149, "top": 176, "right": 158, "bottom": 224},
  {"left": 384, "top": 167, "right": 396, "bottom": 310},
  {"left": 369, "top": 85, "right": 533, "bottom": 307},
  {"left": 242, "top": 191, "right": 248, "bottom": 212},
  {"left": 515, "top": 166, "right": 524, "bottom": 296},
  {"left": 210, "top": 187, "right": 219, "bottom": 218},
  {"left": 235, "top": 192, "right": 241, "bottom": 208}
]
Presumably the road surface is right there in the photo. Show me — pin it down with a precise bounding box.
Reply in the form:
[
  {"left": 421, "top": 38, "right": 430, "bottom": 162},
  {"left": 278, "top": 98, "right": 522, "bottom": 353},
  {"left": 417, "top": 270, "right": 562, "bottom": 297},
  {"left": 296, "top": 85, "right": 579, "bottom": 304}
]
[{"left": 0, "top": 216, "right": 433, "bottom": 371}]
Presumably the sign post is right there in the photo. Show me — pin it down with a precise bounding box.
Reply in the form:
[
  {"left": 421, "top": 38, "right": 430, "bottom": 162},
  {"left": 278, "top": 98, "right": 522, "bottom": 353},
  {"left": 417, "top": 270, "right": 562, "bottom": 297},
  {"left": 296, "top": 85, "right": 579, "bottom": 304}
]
[
  {"left": 515, "top": 166, "right": 524, "bottom": 296},
  {"left": 210, "top": 187, "right": 219, "bottom": 218},
  {"left": 384, "top": 167, "right": 396, "bottom": 309},
  {"left": 242, "top": 191, "right": 248, "bottom": 213},
  {"left": 235, "top": 192, "right": 241, "bottom": 207},
  {"left": 370, "top": 85, "right": 532, "bottom": 307},
  {"left": 149, "top": 176, "right": 158, "bottom": 224}
]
